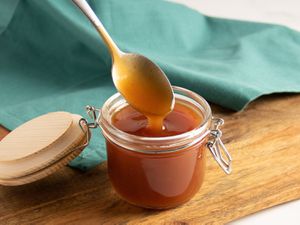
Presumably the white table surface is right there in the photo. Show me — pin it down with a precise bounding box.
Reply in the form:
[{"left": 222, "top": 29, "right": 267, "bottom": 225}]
[{"left": 169, "top": 0, "right": 300, "bottom": 224}]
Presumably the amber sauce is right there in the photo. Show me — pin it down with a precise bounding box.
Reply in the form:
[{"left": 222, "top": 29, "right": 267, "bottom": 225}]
[
  {"left": 106, "top": 100, "right": 206, "bottom": 208},
  {"left": 112, "top": 54, "right": 174, "bottom": 132},
  {"left": 112, "top": 101, "right": 202, "bottom": 137}
]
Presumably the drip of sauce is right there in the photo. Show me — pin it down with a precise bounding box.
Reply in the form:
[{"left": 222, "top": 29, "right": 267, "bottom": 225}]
[
  {"left": 112, "top": 54, "right": 174, "bottom": 132},
  {"left": 112, "top": 101, "right": 202, "bottom": 137}
]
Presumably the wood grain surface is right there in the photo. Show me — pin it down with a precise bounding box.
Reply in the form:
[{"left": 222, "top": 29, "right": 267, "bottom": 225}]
[
  {"left": 0, "top": 94, "right": 300, "bottom": 225},
  {"left": 0, "top": 113, "right": 86, "bottom": 181}
]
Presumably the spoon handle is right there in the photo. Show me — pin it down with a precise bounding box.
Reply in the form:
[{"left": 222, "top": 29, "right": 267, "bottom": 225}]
[{"left": 72, "top": 0, "right": 121, "bottom": 59}]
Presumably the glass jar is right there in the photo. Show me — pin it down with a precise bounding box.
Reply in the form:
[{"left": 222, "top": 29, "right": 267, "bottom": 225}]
[{"left": 94, "top": 86, "right": 231, "bottom": 209}]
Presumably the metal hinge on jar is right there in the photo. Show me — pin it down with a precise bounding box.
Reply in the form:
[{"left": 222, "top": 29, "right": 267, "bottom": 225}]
[
  {"left": 85, "top": 105, "right": 101, "bottom": 128},
  {"left": 207, "top": 118, "right": 232, "bottom": 174},
  {"left": 70, "top": 105, "right": 102, "bottom": 152}
]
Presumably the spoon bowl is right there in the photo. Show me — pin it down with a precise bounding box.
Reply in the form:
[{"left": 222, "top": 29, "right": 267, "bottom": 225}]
[{"left": 112, "top": 52, "right": 174, "bottom": 116}]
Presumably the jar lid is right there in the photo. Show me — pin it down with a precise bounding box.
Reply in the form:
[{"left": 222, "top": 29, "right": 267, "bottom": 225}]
[{"left": 0, "top": 112, "right": 88, "bottom": 186}]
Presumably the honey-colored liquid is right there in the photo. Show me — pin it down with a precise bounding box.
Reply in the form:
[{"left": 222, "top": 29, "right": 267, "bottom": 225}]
[
  {"left": 107, "top": 100, "right": 206, "bottom": 208},
  {"left": 112, "top": 101, "right": 202, "bottom": 137},
  {"left": 112, "top": 54, "right": 174, "bottom": 132}
]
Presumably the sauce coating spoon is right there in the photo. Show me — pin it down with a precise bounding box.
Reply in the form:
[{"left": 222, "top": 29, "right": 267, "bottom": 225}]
[{"left": 72, "top": 0, "right": 174, "bottom": 130}]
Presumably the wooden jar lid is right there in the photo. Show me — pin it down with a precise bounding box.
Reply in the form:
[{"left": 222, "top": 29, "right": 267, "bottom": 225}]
[{"left": 0, "top": 112, "right": 88, "bottom": 186}]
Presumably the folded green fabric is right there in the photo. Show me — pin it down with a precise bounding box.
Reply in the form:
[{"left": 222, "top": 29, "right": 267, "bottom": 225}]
[{"left": 1, "top": 0, "right": 300, "bottom": 170}]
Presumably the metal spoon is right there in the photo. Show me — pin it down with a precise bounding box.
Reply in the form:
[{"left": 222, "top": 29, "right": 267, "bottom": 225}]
[{"left": 72, "top": 0, "right": 174, "bottom": 118}]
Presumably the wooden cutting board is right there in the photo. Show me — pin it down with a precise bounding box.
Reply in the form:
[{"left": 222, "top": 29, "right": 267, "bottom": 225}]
[{"left": 0, "top": 94, "right": 300, "bottom": 225}]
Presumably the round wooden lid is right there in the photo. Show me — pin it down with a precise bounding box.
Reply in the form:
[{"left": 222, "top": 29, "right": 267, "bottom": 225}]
[
  {"left": 0, "top": 135, "right": 87, "bottom": 186},
  {"left": 0, "top": 112, "right": 73, "bottom": 162},
  {"left": 0, "top": 112, "right": 89, "bottom": 185}
]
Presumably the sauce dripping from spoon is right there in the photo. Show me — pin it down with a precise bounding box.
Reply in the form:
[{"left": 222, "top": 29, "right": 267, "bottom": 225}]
[{"left": 73, "top": 0, "right": 174, "bottom": 131}]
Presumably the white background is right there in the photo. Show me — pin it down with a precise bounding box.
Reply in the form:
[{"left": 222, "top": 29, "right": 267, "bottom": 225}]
[{"left": 169, "top": 0, "right": 300, "bottom": 224}]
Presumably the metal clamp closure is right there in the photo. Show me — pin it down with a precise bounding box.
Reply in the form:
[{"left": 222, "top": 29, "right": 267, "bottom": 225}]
[
  {"left": 207, "top": 118, "right": 232, "bottom": 174},
  {"left": 85, "top": 105, "right": 101, "bottom": 129},
  {"left": 69, "top": 105, "right": 101, "bottom": 153}
]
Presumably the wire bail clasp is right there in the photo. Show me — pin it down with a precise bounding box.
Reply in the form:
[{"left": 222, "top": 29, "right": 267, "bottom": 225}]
[
  {"left": 85, "top": 105, "right": 101, "bottom": 129},
  {"left": 207, "top": 118, "right": 232, "bottom": 174},
  {"left": 72, "top": 105, "right": 101, "bottom": 153}
]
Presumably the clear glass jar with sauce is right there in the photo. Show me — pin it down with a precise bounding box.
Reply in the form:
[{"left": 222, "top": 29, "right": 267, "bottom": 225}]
[{"left": 92, "top": 86, "right": 232, "bottom": 209}]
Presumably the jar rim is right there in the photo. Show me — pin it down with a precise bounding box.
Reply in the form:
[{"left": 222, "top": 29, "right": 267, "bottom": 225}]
[{"left": 99, "top": 86, "right": 212, "bottom": 153}]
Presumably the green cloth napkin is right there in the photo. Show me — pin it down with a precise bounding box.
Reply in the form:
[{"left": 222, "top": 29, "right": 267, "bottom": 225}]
[{"left": 1, "top": 0, "right": 300, "bottom": 170}]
